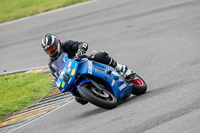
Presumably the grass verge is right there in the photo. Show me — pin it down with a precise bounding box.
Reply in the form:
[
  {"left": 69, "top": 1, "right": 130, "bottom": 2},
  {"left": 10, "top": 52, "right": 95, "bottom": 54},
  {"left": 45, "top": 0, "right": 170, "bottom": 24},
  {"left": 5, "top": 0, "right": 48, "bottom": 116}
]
[
  {"left": 0, "top": 73, "right": 52, "bottom": 122},
  {"left": 0, "top": 0, "right": 88, "bottom": 23}
]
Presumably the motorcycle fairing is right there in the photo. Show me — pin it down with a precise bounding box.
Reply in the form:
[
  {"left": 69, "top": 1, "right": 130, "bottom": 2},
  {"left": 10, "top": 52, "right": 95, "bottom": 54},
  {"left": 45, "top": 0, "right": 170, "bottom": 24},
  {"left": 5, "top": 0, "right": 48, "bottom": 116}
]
[{"left": 52, "top": 53, "right": 133, "bottom": 99}]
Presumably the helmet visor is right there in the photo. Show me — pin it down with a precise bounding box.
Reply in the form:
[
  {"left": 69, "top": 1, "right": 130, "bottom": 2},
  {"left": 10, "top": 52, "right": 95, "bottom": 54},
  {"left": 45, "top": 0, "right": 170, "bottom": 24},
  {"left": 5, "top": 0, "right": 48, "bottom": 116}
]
[{"left": 44, "top": 44, "right": 57, "bottom": 56}]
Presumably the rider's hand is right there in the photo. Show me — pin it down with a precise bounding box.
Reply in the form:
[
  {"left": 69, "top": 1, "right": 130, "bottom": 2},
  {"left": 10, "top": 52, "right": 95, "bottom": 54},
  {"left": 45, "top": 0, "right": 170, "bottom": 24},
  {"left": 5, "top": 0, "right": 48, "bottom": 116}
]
[{"left": 74, "top": 49, "right": 86, "bottom": 61}]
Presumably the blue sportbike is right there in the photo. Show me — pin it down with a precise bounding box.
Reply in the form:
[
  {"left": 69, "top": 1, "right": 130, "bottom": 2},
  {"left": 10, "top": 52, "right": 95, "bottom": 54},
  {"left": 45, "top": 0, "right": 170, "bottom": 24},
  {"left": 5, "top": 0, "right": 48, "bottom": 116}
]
[{"left": 51, "top": 53, "right": 147, "bottom": 109}]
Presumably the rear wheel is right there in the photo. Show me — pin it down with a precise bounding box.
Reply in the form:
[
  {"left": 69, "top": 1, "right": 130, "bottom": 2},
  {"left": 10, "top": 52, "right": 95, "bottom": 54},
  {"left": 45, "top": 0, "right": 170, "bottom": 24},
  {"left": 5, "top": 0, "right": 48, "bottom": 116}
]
[
  {"left": 78, "top": 82, "right": 117, "bottom": 109},
  {"left": 126, "top": 74, "right": 147, "bottom": 95}
]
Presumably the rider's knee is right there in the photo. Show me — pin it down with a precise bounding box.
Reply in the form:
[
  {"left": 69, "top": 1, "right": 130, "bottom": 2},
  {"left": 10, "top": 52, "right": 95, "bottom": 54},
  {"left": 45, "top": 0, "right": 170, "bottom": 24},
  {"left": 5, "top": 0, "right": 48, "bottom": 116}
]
[{"left": 89, "top": 50, "right": 111, "bottom": 64}]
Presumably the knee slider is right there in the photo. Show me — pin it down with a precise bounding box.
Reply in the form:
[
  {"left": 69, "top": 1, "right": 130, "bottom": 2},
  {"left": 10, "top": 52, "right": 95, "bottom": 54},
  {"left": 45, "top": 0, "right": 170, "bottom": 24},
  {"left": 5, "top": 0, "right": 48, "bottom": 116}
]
[{"left": 101, "top": 50, "right": 110, "bottom": 57}]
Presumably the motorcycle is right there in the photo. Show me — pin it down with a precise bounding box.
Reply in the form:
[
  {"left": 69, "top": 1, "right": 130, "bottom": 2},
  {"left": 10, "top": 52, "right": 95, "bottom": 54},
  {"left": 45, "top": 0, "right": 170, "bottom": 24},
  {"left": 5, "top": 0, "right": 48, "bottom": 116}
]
[{"left": 51, "top": 53, "right": 147, "bottom": 109}]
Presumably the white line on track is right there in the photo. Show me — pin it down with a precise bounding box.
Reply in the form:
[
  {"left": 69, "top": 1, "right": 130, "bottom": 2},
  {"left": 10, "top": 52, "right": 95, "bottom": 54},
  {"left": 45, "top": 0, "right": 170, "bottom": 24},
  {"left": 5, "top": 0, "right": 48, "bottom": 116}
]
[
  {"left": 0, "top": 0, "right": 97, "bottom": 27},
  {"left": 0, "top": 66, "right": 48, "bottom": 76},
  {"left": 7, "top": 99, "right": 75, "bottom": 133}
]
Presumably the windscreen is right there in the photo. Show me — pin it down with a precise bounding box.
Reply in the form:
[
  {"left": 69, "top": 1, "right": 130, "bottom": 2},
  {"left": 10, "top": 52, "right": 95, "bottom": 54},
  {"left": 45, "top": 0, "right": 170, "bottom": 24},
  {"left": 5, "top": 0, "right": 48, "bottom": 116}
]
[{"left": 51, "top": 53, "right": 66, "bottom": 79}]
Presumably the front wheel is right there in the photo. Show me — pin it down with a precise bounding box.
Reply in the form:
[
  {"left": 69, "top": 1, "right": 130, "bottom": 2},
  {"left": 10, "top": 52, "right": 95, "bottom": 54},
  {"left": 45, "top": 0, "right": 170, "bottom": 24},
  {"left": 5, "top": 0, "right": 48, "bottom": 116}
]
[
  {"left": 78, "top": 83, "right": 117, "bottom": 109},
  {"left": 126, "top": 74, "right": 147, "bottom": 95}
]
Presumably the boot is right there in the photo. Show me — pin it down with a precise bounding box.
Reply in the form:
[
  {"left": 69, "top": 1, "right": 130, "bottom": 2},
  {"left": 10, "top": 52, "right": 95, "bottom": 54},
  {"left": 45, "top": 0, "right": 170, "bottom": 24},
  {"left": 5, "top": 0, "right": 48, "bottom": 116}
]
[
  {"left": 115, "top": 63, "right": 135, "bottom": 78},
  {"left": 104, "top": 55, "right": 135, "bottom": 78}
]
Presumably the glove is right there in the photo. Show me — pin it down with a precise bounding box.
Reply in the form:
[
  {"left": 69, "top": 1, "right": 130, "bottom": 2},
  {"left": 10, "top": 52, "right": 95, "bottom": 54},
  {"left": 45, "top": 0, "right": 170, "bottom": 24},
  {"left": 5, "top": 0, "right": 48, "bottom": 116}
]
[{"left": 74, "top": 49, "right": 86, "bottom": 61}]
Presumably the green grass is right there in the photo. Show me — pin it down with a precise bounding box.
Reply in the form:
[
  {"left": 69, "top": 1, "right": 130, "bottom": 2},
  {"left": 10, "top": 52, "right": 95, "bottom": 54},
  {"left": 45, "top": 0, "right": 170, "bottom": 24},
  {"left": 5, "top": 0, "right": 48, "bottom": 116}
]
[
  {"left": 0, "top": 73, "right": 52, "bottom": 119},
  {"left": 0, "top": 0, "right": 88, "bottom": 23}
]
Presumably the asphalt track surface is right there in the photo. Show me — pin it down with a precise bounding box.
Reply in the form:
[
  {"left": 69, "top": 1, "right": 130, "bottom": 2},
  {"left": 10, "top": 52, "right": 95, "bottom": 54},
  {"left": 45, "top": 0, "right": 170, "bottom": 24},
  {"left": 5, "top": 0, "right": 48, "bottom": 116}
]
[{"left": 1, "top": 0, "right": 200, "bottom": 132}]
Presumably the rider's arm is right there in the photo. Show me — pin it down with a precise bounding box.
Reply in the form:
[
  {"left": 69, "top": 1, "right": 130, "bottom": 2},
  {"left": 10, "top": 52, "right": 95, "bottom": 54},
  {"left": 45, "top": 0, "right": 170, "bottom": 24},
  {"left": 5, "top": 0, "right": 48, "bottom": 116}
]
[
  {"left": 62, "top": 40, "right": 88, "bottom": 53},
  {"left": 62, "top": 40, "right": 88, "bottom": 59}
]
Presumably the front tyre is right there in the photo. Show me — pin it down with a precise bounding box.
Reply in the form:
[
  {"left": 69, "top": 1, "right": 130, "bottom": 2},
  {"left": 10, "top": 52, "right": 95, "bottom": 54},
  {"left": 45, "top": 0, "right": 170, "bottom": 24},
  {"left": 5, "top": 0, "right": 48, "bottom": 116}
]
[{"left": 78, "top": 83, "right": 117, "bottom": 109}]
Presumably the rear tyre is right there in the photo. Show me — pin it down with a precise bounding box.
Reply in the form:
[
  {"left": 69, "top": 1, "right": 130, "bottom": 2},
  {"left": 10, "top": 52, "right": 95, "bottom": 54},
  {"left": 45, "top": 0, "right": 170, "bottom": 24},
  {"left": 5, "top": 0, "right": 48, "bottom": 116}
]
[
  {"left": 127, "top": 74, "right": 147, "bottom": 95},
  {"left": 78, "top": 83, "right": 117, "bottom": 109}
]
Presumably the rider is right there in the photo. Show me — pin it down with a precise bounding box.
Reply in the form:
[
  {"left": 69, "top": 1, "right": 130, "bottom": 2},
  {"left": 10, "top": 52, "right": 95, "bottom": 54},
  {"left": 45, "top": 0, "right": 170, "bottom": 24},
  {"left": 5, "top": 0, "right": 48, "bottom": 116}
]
[{"left": 41, "top": 33, "right": 133, "bottom": 104}]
